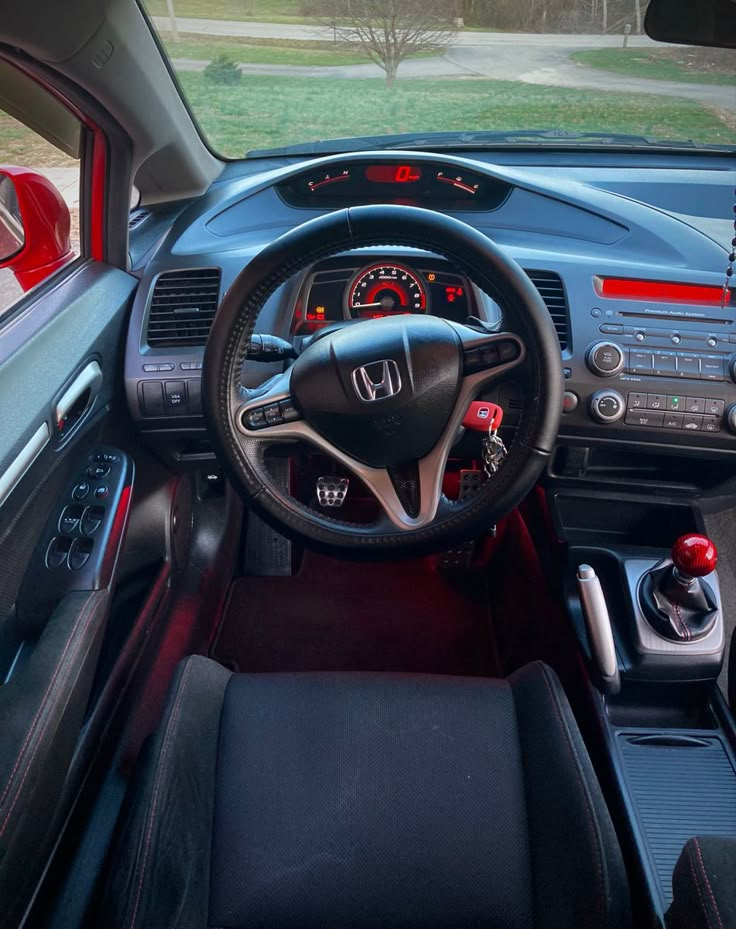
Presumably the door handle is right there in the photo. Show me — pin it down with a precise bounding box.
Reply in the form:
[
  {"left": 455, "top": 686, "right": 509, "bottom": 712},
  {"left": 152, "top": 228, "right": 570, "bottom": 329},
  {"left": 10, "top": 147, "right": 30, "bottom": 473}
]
[{"left": 54, "top": 361, "right": 103, "bottom": 434}]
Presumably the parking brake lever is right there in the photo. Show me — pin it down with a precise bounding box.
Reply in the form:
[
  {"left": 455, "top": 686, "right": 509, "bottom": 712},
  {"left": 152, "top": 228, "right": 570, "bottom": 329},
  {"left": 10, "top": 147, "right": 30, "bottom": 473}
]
[{"left": 576, "top": 565, "right": 621, "bottom": 696}]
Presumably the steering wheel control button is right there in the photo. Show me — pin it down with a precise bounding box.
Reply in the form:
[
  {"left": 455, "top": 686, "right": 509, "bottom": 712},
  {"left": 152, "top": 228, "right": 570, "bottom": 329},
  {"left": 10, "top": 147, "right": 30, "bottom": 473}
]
[
  {"left": 317, "top": 476, "right": 349, "bottom": 508},
  {"left": 164, "top": 380, "right": 188, "bottom": 413},
  {"left": 587, "top": 342, "right": 624, "bottom": 377},
  {"left": 264, "top": 404, "right": 284, "bottom": 426},
  {"left": 87, "top": 464, "right": 110, "bottom": 480},
  {"left": 46, "top": 536, "right": 72, "bottom": 569},
  {"left": 590, "top": 390, "right": 625, "bottom": 424},
  {"left": 72, "top": 481, "right": 90, "bottom": 501},
  {"left": 81, "top": 505, "right": 105, "bottom": 536},
  {"left": 59, "top": 505, "right": 84, "bottom": 535},
  {"left": 95, "top": 485, "right": 110, "bottom": 499},
  {"left": 244, "top": 408, "right": 267, "bottom": 430},
  {"left": 562, "top": 391, "right": 579, "bottom": 414},
  {"left": 464, "top": 339, "right": 520, "bottom": 375},
  {"left": 68, "top": 537, "right": 94, "bottom": 571},
  {"left": 278, "top": 398, "right": 301, "bottom": 423}
]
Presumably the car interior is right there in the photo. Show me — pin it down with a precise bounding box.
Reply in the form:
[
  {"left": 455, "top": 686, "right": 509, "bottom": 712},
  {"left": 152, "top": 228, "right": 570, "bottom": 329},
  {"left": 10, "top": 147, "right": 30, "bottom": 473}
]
[{"left": 0, "top": 0, "right": 735, "bottom": 926}]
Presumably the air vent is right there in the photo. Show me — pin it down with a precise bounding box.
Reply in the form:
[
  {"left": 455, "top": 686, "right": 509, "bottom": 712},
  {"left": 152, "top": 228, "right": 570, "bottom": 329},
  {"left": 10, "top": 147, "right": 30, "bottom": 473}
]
[
  {"left": 525, "top": 270, "right": 570, "bottom": 350},
  {"left": 146, "top": 268, "right": 222, "bottom": 348},
  {"left": 128, "top": 209, "right": 150, "bottom": 231}
]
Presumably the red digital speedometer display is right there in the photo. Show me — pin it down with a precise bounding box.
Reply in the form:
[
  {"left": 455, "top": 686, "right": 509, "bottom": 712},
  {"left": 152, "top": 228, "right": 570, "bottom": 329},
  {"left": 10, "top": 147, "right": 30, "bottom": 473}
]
[{"left": 364, "top": 164, "right": 422, "bottom": 184}]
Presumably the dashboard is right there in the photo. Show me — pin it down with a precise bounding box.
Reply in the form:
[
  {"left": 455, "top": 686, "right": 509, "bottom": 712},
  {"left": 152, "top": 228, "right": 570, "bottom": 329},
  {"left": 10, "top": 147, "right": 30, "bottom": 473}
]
[{"left": 123, "top": 149, "right": 736, "bottom": 465}]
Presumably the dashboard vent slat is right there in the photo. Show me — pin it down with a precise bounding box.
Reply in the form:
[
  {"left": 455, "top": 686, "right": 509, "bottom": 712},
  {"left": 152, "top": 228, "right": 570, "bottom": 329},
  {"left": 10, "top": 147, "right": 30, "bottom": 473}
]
[
  {"left": 146, "top": 268, "right": 222, "bottom": 348},
  {"left": 525, "top": 270, "right": 570, "bottom": 351}
]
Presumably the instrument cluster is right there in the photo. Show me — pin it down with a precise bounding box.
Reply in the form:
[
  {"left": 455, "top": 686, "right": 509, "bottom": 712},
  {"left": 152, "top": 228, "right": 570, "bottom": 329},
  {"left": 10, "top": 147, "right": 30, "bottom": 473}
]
[{"left": 293, "top": 257, "right": 474, "bottom": 334}]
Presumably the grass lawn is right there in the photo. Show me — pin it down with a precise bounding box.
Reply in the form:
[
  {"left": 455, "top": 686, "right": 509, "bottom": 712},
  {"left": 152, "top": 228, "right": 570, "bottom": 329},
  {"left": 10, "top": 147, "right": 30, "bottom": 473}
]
[
  {"left": 572, "top": 48, "right": 736, "bottom": 86},
  {"left": 163, "top": 35, "right": 369, "bottom": 65},
  {"left": 176, "top": 72, "right": 734, "bottom": 157},
  {"left": 146, "top": 0, "right": 322, "bottom": 24},
  {"left": 0, "top": 112, "right": 78, "bottom": 167}
]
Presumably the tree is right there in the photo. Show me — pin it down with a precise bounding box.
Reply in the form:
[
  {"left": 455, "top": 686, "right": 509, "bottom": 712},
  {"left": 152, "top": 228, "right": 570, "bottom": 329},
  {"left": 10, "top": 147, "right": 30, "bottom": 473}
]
[{"left": 317, "top": 0, "right": 457, "bottom": 87}]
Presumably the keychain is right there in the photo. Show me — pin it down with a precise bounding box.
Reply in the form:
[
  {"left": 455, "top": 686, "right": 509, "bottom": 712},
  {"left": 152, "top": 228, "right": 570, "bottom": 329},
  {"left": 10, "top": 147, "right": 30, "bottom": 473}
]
[{"left": 482, "top": 424, "right": 507, "bottom": 476}]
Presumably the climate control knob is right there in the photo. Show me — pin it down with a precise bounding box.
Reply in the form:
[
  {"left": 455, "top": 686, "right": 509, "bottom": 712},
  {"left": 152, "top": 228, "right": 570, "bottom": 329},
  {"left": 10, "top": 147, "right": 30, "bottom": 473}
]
[
  {"left": 727, "top": 403, "right": 736, "bottom": 434},
  {"left": 586, "top": 341, "right": 625, "bottom": 377},
  {"left": 590, "top": 390, "right": 625, "bottom": 424}
]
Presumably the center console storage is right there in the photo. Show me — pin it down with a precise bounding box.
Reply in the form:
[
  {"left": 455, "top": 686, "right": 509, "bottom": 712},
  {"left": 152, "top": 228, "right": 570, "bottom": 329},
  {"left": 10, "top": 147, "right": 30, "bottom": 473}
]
[{"left": 550, "top": 486, "right": 736, "bottom": 926}]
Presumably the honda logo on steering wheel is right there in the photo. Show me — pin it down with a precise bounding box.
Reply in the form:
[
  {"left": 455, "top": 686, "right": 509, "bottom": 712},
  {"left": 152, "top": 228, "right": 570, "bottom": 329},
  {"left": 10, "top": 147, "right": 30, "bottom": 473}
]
[{"left": 351, "top": 359, "right": 402, "bottom": 402}]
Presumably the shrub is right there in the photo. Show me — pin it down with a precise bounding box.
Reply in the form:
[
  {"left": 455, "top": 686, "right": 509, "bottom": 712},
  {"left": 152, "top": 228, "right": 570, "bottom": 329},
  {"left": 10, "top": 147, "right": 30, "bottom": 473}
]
[{"left": 204, "top": 54, "right": 242, "bottom": 85}]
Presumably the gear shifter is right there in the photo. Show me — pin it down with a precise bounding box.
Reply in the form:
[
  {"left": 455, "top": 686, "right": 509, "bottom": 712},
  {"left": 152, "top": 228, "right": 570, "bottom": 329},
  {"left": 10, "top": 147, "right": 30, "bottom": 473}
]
[{"left": 639, "top": 534, "right": 719, "bottom": 643}]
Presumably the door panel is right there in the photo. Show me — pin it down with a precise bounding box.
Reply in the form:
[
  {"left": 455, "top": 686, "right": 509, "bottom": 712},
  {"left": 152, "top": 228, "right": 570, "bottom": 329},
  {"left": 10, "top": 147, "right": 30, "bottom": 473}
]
[{"left": 0, "top": 260, "right": 136, "bottom": 928}]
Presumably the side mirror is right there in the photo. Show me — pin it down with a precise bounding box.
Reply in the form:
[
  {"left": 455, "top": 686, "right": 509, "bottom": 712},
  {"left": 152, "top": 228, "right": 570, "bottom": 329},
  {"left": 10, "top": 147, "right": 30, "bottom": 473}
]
[
  {"left": 645, "top": 0, "right": 736, "bottom": 49},
  {"left": 0, "top": 166, "right": 73, "bottom": 292}
]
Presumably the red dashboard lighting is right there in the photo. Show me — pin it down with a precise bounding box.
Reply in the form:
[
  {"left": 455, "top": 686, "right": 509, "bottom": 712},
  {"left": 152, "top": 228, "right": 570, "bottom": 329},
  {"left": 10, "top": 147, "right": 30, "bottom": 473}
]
[
  {"left": 594, "top": 277, "right": 725, "bottom": 305},
  {"left": 365, "top": 165, "right": 422, "bottom": 184}
]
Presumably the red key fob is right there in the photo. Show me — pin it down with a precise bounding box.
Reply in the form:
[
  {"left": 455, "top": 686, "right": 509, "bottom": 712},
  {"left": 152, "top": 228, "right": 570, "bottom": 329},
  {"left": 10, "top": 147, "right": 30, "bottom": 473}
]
[{"left": 462, "top": 401, "right": 503, "bottom": 432}]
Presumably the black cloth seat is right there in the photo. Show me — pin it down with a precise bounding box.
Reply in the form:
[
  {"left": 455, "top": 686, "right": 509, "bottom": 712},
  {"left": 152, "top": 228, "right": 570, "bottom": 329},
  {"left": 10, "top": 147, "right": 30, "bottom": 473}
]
[{"left": 103, "top": 657, "right": 631, "bottom": 929}]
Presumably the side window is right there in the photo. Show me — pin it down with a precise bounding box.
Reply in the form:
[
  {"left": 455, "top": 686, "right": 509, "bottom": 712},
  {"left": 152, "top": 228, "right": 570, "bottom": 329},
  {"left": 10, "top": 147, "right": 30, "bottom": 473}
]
[{"left": 0, "top": 61, "right": 82, "bottom": 322}]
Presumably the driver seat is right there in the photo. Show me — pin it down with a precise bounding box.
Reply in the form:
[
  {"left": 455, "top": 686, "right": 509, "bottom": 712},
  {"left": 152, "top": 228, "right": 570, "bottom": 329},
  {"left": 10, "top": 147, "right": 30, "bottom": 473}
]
[{"left": 102, "top": 657, "right": 631, "bottom": 928}]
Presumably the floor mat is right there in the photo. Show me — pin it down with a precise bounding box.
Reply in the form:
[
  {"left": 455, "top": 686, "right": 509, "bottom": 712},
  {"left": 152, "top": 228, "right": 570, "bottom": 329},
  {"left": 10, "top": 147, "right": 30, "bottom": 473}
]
[{"left": 211, "top": 553, "right": 499, "bottom": 676}]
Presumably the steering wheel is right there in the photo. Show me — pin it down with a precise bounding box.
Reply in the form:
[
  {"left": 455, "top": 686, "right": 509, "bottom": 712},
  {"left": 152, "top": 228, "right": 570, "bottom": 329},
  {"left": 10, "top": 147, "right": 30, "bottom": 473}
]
[{"left": 203, "top": 204, "right": 562, "bottom": 554}]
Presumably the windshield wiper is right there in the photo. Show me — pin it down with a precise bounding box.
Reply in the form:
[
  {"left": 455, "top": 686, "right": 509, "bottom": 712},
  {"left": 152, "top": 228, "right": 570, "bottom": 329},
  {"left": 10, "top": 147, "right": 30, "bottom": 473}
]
[{"left": 248, "top": 129, "right": 719, "bottom": 158}]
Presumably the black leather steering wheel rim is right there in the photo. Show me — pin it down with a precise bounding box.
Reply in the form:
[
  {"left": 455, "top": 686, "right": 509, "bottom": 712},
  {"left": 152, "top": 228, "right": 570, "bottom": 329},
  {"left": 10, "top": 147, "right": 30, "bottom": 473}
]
[{"left": 203, "top": 204, "right": 562, "bottom": 554}]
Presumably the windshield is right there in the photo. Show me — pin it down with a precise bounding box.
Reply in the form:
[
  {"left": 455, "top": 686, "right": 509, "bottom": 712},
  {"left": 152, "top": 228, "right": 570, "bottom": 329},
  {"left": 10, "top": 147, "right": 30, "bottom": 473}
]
[{"left": 142, "top": 0, "right": 735, "bottom": 157}]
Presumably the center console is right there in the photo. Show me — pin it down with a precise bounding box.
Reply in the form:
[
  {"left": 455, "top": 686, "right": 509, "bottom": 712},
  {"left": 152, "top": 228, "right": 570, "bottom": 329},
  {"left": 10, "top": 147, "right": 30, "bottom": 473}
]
[
  {"left": 559, "top": 283, "right": 736, "bottom": 455},
  {"left": 551, "top": 488, "right": 736, "bottom": 926}
]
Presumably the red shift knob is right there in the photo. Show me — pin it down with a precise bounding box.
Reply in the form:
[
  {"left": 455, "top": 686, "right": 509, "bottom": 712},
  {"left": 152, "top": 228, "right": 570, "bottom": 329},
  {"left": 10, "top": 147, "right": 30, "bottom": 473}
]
[{"left": 672, "top": 534, "right": 718, "bottom": 578}]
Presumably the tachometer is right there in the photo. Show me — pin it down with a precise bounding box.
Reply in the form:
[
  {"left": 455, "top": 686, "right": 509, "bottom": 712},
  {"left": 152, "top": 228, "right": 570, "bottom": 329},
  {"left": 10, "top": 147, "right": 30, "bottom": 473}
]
[{"left": 347, "top": 263, "right": 428, "bottom": 319}]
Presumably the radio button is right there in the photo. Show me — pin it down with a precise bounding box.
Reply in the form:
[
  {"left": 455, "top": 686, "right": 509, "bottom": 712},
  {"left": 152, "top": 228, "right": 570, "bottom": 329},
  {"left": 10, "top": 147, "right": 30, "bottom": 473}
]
[
  {"left": 647, "top": 394, "right": 666, "bottom": 411},
  {"left": 663, "top": 412, "right": 683, "bottom": 429},
  {"left": 630, "top": 350, "right": 654, "bottom": 373},
  {"left": 702, "top": 416, "right": 721, "bottom": 433},
  {"left": 705, "top": 399, "right": 725, "bottom": 416},
  {"left": 676, "top": 354, "right": 701, "bottom": 378},
  {"left": 685, "top": 397, "right": 706, "bottom": 414},
  {"left": 700, "top": 358, "right": 724, "bottom": 381},
  {"left": 682, "top": 413, "right": 703, "bottom": 431},
  {"left": 653, "top": 352, "right": 677, "bottom": 376}
]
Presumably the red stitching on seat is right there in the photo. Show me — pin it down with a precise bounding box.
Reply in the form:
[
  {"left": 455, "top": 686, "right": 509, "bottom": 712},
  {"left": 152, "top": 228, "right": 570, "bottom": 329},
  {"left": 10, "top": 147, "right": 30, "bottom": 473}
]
[
  {"left": 537, "top": 663, "right": 605, "bottom": 928},
  {"left": 694, "top": 838, "right": 725, "bottom": 929},
  {"left": 126, "top": 659, "right": 194, "bottom": 929},
  {"left": 0, "top": 592, "right": 101, "bottom": 835},
  {"left": 687, "top": 843, "right": 715, "bottom": 929}
]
